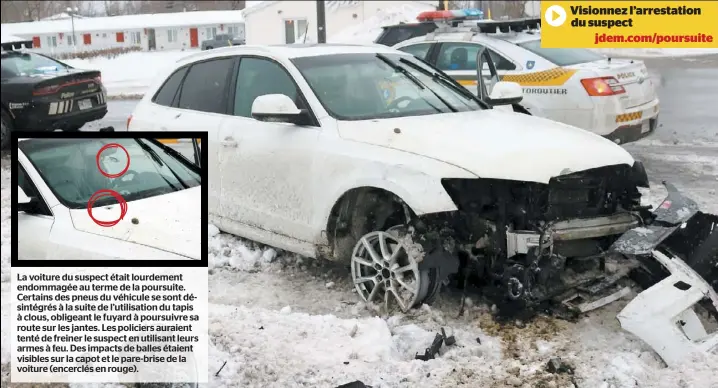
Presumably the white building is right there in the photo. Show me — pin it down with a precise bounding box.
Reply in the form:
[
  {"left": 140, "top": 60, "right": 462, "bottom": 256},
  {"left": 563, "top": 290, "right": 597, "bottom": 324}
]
[
  {"left": 0, "top": 10, "right": 245, "bottom": 55},
  {"left": 242, "top": 0, "right": 436, "bottom": 45}
]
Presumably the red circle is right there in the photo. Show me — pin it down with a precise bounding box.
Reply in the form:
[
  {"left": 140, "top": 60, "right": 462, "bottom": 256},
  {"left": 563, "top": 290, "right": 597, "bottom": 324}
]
[
  {"left": 96, "top": 143, "right": 130, "bottom": 178},
  {"left": 87, "top": 189, "right": 128, "bottom": 227}
]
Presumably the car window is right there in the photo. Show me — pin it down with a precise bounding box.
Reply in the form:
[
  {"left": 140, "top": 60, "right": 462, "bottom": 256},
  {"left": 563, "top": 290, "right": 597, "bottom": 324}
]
[
  {"left": 233, "top": 57, "right": 305, "bottom": 118},
  {"left": 177, "top": 58, "right": 234, "bottom": 114},
  {"left": 152, "top": 66, "right": 188, "bottom": 107},
  {"left": 17, "top": 164, "right": 52, "bottom": 216},
  {"left": 397, "top": 43, "right": 433, "bottom": 60},
  {"left": 292, "top": 53, "right": 483, "bottom": 121},
  {"left": 436, "top": 42, "right": 516, "bottom": 71},
  {"left": 1, "top": 52, "right": 69, "bottom": 78},
  {"left": 516, "top": 39, "right": 604, "bottom": 66},
  {"left": 18, "top": 138, "right": 201, "bottom": 210}
]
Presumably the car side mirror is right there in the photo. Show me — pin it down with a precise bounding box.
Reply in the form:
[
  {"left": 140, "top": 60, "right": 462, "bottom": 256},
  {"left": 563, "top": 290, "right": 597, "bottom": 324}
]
[
  {"left": 17, "top": 186, "right": 38, "bottom": 213},
  {"left": 251, "top": 94, "right": 310, "bottom": 125},
  {"left": 487, "top": 81, "right": 523, "bottom": 106}
]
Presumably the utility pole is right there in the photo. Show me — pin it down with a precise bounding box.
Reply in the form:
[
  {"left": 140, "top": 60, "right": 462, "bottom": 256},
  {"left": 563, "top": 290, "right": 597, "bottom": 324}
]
[{"left": 316, "top": 0, "right": 326, "bottom": 43}]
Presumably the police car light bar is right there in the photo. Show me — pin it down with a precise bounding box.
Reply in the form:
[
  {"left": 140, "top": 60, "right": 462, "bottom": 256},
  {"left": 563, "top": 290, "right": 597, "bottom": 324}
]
[{"left": 417, "top": 9, "right": 541, "bottom": 33}]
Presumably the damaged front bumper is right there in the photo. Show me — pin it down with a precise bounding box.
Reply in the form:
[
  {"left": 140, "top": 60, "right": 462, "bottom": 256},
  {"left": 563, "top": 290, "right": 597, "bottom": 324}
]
[
  {"left": 616, "top": 250, "right": 718, "bottom": 366},
  {"left": 610, "top": 182, "right": 718, "bottom": 366}
]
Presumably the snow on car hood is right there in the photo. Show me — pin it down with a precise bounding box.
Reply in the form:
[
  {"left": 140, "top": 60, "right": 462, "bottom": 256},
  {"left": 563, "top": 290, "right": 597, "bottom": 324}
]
[
  {"left": 336, "top": 109, "right": 635, "bottom": 183},
  {"left": 69, "top": 187, "right": 201, "bottom": 260}
]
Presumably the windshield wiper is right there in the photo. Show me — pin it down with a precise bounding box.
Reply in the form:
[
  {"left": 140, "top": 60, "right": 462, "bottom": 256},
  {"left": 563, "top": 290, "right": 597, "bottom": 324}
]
[
  {"left": 376, "top": 53, "right": 457, "bottom": 113},
  {"left": 135, "top": 139, "right": 189, "bottom": 190},
  {"left": 399, "top": 57, "right": 485, "bottom": 107}
]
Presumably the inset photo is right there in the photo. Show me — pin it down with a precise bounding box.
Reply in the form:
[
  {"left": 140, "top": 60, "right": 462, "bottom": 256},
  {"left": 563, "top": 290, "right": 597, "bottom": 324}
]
[{"left": 11, "top": 132, "right": 206, "bottom": 264}]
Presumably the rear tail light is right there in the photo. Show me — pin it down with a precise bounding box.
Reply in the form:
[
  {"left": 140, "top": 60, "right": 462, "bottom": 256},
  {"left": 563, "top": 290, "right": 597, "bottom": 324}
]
[
  {"left": 33, "top": 85, "right": 61, "bottom": 96},
  {"left": 126, "top": 115, "right": 133, "bottom": 130},
  {"left": 580, "top": 77, "right": 625, "bottom": 96}
]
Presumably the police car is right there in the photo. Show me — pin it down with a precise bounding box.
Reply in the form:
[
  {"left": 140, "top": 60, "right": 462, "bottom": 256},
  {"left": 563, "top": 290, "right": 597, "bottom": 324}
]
[
  {"left": 1, "top": 36, "right": 109, "bottom": 149},
  {"left": 381, "top": 10, "right": 660, "bottom": 145}
]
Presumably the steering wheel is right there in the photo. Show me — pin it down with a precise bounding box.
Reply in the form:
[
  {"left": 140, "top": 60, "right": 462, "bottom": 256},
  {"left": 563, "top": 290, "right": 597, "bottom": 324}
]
[{"left": 387, "top": 96, "right": 416, "bottom": 111}]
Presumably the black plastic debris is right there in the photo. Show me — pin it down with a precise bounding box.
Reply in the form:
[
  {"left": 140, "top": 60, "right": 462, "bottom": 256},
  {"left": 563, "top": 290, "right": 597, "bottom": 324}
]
[
  {"left": 415, "top": 333, "right": 444, "bottom": 361},
  {"left": 441, "top": 328, "right": 456, "bottom": 346},
  {"left": 335, "top": 381, "right": 371, "bottom": 388},
  {"left": 546, "top": 357, "right": 574, "bottom": 374}
]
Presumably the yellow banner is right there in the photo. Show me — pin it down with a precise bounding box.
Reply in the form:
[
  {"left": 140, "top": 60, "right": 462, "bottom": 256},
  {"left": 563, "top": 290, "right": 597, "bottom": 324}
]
[{"left": 541, "top": 1, "right": 718, "bottom": 48}]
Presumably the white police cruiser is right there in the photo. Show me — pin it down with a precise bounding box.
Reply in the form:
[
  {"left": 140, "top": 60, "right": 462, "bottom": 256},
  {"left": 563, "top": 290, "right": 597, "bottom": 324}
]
[{"left": 379, "top": 10, "right": 660, "bottom": 144}]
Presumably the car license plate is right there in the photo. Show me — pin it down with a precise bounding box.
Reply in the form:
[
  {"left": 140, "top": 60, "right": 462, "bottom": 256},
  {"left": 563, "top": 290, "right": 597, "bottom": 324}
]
[
  {"left": 78, "top": 99, "right": 92, "bottom": 110},
  {"left": 641, "top": 121, "right": 650, "bottom": 133}
]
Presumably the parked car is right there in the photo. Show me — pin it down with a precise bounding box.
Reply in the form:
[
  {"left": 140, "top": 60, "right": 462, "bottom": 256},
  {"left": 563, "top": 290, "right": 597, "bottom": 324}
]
[
  {"left": 16, "top": 138, "right": 202, "bottom": 260},
  {"left": 379, "top": 13, "right": 660, "bottom": 145},
  {"left": 1, "top": 38, "right": 108, "bottom": 149},
  {"left": 126, "top": 43, "right": 716, "bottom": 366},
  {"left": 201, "top": 34, "right": 245, "bottom": 50}
]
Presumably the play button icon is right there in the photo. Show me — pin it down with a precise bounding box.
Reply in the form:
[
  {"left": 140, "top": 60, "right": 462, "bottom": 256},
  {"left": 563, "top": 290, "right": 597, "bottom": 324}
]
[{"left": 545, "top": 5, "right": 567, "bottom": 27}]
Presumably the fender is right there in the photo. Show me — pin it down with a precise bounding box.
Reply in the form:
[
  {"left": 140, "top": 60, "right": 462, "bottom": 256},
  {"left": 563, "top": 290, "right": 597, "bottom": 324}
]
[{"left": 311, "top": 159, "right": 477, "bottom": 241}]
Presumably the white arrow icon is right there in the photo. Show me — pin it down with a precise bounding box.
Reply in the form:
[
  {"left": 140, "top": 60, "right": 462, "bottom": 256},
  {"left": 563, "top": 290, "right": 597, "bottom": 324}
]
[{"left": 545, "top": 5, "right": 567, "bottom": 27}]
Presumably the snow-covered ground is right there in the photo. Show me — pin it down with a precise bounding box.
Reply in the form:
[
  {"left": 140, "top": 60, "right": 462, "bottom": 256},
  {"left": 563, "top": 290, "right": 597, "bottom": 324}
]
[
  {"left": 65, "top": 49, "right": 198, "bottom": 98},
  {"left": 2, "top": 151, "right": 716, "bottom": 387}
]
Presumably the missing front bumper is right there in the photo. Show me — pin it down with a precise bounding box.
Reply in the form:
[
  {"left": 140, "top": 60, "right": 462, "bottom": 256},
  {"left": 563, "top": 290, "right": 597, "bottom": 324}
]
[{"left": 617, "top": 250, "right": 718, "bottom": 367}]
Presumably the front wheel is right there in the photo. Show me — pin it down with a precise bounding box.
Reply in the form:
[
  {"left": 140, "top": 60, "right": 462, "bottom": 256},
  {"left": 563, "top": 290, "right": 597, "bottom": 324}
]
[
  {"left": 1, "top": 109, "right": 13, "bottom": 150},
  {"left": 350, "top": 227, "right": 440, "bottom": 312}
]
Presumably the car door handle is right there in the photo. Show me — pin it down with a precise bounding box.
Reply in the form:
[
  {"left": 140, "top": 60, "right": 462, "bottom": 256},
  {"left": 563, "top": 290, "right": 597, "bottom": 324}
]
[{"left": 221, "top": 137, "right": 238, "bottom": 148}]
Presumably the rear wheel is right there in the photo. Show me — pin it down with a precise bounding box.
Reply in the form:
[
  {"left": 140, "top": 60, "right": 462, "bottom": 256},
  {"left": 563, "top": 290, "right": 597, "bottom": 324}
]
[
  {"left": 1, "top": 109, "right": 13, "bottom": 150},
  {"left": 64, "top": 124, "right": 83, "bottom": 132},
  {"left": 205, "top": 46, "right": 213, "bottom": 50}
]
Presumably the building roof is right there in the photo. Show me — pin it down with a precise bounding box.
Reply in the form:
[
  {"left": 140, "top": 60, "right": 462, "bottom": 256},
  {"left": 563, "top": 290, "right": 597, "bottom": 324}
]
[
  {"left": 242, "top": 0, "right": 436, "bottom": 18},
  {"left": 0, "top": 10, "right": 245, "bottom": 36}
]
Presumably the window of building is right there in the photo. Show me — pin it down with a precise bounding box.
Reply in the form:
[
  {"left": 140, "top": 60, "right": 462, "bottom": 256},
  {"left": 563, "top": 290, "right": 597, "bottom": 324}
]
[
  {"left": 131, "top": 31, "right": 141, "bottom": 44},
  {"left": 227, "top": 26, "right": 239, "bottom": 36},
  {"left": 168, "top": 29, "right": 178, "bottom": 43},
  {"left": 284, "top": 19, "right": 308, "bottom": 44},
  {"left": 67, "top": 35, "right": 76, "bottom": 46},
  {"left": 206, "top": 27, "right": 217, "bottom": 39},
  {"left": 46, "top": 36, "right": 57, "bottom": 47}
]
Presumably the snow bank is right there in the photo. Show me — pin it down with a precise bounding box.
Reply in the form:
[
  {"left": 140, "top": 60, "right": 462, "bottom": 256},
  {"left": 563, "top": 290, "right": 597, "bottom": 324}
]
[
  {"left": 328, "top": 4, "right": 430, "bottom": 44},
  {"left": 64, "top": 49, "right": 198, "bottom": 97}
]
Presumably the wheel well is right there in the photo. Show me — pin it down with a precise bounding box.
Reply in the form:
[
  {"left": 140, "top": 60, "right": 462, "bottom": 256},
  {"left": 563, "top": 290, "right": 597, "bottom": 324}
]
[{"left": 325, "top": 186, "right": 415, "bottom": 261}]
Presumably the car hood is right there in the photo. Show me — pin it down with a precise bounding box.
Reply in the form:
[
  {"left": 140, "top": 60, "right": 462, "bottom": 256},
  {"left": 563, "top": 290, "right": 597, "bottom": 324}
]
[
  {"left": 336, "top": 109, "right": 635, "bottom": 183},
  {"left": 69, "top": 187, "right": 201, "bottom": 260}
]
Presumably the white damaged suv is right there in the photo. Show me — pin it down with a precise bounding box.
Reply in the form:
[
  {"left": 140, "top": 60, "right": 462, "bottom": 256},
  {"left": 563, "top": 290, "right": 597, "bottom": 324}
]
[{"left": 128, "top": 44, "right": 717, "bottom": 366}]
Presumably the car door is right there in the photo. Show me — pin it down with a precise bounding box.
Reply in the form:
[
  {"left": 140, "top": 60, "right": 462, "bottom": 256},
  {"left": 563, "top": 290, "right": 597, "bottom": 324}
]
[
  {"left": 432, "top": 41, "right": 518, "bottom": 95},
  {"left": 130, "top": 65, "right": 190, "bottom": 131},
  {"left": 163, "top": 56, "right": 237, "bottom": 215},
  {"left": 17, "top": 163, "right": 54, "bottom": 260},
  {"left": 216, "top": 55, "right": 322, "bottom": 243}
]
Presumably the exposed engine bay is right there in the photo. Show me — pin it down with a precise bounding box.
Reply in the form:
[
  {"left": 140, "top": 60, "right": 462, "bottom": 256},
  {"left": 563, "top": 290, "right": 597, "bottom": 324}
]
[{"left": 343, "top": 162, "right": 717, "bottom": 367}]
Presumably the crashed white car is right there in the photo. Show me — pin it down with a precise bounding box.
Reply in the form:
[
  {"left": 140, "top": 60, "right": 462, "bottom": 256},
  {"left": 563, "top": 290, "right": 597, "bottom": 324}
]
[
  {"left": 17, "top": 138, "right": 202, "bottom": 260},
  {"left": 127, "top": 43, "right": 717, "bottom": 364}
]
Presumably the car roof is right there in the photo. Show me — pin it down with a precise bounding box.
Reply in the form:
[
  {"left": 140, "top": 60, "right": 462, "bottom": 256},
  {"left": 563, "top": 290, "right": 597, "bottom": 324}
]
[
  {"left": 397, "top": 30, "right": 540, "bottom": 47},
  {"left": 176, "top": 43, "right": 410, "bottom": 65}
]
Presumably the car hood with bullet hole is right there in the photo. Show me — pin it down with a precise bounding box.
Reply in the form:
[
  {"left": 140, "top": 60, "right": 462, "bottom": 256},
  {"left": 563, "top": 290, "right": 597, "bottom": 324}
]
[
  {"left": 68, "top": 187, "right": 202, "bottom": 260},
  {"left": 336, "top": 109, "right": 635, "bottom": 183}
]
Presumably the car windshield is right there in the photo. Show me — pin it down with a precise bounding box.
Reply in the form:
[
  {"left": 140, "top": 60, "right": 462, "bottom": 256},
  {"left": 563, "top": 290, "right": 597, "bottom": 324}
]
[
  {"left": 291, "top": 53, "right": 484, "bottom": 121},
  {"left": 516, "top": 40, "right": 605, "bottom": 66},
  {"left": 19, "top": 138, "right": 201, "bottom": 209},
  {"left": 1, "top": 52, "right": 69, "bottom": 78}
]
